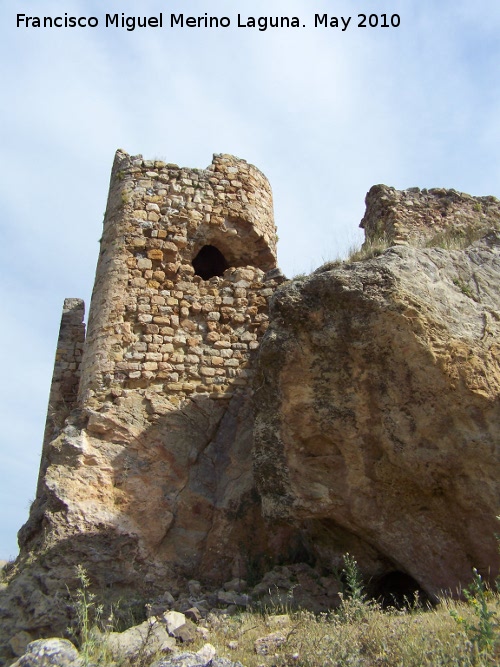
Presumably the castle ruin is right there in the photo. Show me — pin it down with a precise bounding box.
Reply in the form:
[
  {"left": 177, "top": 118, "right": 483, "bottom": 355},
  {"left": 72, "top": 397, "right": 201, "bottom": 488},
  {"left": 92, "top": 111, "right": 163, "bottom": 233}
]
[
  {"left": 18, "top": 152, "right": 296, "bottom": 622},
  {"left": 2, "top": 152, "right": 499, "bottom": 657}
]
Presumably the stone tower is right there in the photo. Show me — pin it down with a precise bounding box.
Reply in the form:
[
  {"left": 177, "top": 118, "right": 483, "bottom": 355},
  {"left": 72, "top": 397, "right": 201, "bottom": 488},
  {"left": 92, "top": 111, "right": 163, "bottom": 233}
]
[
  {"left": 78, "top": 150, "right": 279, "bottom": 405},
  {"left": 14, "top": 151, "right": 294, "bottom": 638}
]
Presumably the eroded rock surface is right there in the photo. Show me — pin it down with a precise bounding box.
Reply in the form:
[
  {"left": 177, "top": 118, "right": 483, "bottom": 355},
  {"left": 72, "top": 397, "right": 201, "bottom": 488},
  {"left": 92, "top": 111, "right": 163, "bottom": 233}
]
[
  {"left": 10, "top": 639, "right": 81, "bottom": 667},
  {"left": 254, "top": 233, "right": 500, "bottom": 599},
  {"left": 0, "top": 389, "right": 297, "bottom": 654}
]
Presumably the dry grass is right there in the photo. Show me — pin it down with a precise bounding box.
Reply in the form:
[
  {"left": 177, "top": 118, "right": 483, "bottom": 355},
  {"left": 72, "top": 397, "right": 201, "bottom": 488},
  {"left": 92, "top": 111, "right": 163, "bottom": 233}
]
[
  {"left": 67, "top": 556, "right": 500, "bottom": 667},
  {"left": 314, "top": 223, "right": 493, "bottom": 275},
  {"left": 423, "top": 226, "right": 489, "bottom": 251},
  {"left": 314, "top": 235, "right": 392, "bottom": 274},
  {"left": 77, "top": 593, "right": 500, "bottom": 666},
  {"left": 346, "top": 233, "right": 392, "bottom": 263},
  {"left": 179, "top": 595, "right": 500, "bottom": 667}
]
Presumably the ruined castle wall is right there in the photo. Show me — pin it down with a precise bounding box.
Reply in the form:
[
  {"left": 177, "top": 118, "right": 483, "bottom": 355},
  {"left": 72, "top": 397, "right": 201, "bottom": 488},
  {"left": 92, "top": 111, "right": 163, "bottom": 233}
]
[
  {"left": 78, "top": 151, "right": 280, "bottom": 408},
  {"left": 361, "top": 184, "right": 500, "bottom": 247},
  {"left": 48, "top": 298, "right": 86, "bottom": 410},
  {"left": 20, "top": 151, "right": 288, "bottom": 599},
  {"left": 37, "top": 298, "right": 85, "bottom": 492}
]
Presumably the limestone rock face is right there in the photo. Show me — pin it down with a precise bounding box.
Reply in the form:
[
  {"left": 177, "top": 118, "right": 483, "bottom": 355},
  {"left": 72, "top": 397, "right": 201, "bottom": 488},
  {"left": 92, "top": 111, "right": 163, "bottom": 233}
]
[
  {"left": 254, "top": 234, "right": 500, "bottom": 598},
  {"left": 0, "top": 389, "right": 293, "bottom": 644}
]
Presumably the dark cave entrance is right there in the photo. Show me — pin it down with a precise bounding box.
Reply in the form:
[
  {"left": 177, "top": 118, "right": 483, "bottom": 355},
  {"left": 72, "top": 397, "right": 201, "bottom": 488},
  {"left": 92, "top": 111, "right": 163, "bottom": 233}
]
[
  {"left": 370, "top": 571, "right": 430, "bottom": 608},
  {"left": 192, "top": 245, "right": 229, "bottom": 280}
]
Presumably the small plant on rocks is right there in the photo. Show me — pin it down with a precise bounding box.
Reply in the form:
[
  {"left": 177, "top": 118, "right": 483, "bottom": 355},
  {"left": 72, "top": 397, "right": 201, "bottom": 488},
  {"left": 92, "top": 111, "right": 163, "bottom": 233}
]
[{"left": 67, "top": 565, "right": 107, "bottom": 665}]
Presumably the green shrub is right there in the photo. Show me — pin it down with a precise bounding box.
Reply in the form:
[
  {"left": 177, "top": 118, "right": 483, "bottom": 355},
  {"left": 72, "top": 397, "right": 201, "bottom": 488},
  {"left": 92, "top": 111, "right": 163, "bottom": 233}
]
[{"left": 451, "top": 568, "right": 499, "bottom": 658}]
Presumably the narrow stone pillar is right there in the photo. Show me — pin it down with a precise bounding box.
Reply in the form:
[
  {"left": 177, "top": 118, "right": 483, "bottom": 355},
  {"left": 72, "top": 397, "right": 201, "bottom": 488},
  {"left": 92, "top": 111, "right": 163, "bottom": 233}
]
[{"left": 37, "top": 298, "right": 85, "bottom": 493}]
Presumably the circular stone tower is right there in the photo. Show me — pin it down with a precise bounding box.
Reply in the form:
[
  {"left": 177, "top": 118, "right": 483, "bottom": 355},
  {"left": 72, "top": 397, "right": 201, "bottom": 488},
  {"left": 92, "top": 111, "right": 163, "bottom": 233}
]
[{"left": 78, "top": 150, "right": 278, "bottom": 404}]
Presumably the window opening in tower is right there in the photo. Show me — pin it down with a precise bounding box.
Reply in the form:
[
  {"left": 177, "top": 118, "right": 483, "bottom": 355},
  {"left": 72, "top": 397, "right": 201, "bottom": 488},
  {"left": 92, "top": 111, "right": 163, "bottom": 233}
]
[{"left": 192, "top": 245, "right": 229, "bottom": 280}]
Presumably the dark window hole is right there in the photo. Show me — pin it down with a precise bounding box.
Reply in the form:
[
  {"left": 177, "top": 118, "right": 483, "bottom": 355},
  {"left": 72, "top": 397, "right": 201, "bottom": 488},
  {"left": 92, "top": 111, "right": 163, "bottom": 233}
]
[{"left": 193, "top": 245, "right": 229, "bottom": 280}]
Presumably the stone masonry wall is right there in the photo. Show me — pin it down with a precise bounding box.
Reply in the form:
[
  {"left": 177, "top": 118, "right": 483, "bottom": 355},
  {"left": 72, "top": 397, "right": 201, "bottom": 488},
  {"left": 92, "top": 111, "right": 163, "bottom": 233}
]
[
  {"left": 78, "top": 150, "right": 281, "bottom": 411},
  {"left": 37, "top": 299, "right": 85, "bottom": 493},
  {"left": 114, "top": 262, "right": 278, "bottom": 400},
  {"left": 48, "top": 298, "right": 86, "bottom": 411},
  {"left": 361, "top": 184, "right": 500, "bottom": 247}
]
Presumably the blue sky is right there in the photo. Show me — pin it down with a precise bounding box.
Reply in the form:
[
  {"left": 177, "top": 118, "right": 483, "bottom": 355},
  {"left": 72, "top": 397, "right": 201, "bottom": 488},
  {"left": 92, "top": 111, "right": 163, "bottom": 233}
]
[{"left": 0, "top": 0, "right": 499, "bottom": 559}]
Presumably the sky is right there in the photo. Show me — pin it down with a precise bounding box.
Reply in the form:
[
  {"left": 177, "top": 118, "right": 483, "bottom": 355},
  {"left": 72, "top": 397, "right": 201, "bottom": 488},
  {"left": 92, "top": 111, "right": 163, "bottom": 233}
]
[{"left": 0, "top": 0, "right": 499, "bottom": 560}]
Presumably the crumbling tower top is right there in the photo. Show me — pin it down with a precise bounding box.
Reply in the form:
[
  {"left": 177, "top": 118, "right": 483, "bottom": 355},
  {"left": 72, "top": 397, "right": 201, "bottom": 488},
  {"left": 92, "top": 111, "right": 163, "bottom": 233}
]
[
  {"left": 78, "top": 150, "right": 279, "bottom": 405},
  {"left": 115, "top": 149, "right": 277, "bottom": 272}
]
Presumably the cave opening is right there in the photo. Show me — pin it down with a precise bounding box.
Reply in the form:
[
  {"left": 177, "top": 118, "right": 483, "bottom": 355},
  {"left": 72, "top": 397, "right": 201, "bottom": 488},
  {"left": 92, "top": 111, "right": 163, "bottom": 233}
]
[
  {"left": 370, "top": 571, "right": 430, "bottom": 609},
  {"left": 193, "top": 245, "right": 229, "bottom": 280}
]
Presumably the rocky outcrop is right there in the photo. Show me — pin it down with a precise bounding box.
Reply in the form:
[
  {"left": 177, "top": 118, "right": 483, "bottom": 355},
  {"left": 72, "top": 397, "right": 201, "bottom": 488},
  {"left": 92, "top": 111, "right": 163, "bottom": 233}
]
[
  {"left": 2, "top": 158, "right": 500, "bottom": 663},
  {"left": 0, "top": 388, "right": 300, "bottom": 651},
  {"left": 254, "top": 233, "right": 500, "bottom": 599}
]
